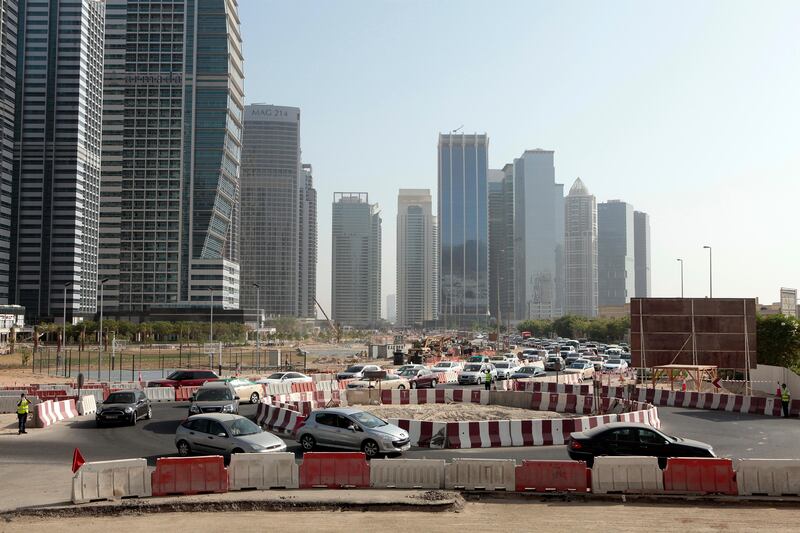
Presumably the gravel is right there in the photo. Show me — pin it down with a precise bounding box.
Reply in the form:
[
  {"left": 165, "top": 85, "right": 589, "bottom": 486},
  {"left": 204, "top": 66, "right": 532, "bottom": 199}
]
[{"left": 360, "top": 402, "right": 566, "bottom": 422}]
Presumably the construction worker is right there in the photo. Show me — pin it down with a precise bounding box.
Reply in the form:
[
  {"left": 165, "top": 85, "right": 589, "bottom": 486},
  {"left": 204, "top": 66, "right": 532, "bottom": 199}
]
[
  {"left": 16, "top": 393, "right": 31, "bottom": 434},
  {"left": 484, "top": 367, "right": 492, "bottom": 391},
  {"left": 780, "top": 383, "right": 791, "bottom": 418}
]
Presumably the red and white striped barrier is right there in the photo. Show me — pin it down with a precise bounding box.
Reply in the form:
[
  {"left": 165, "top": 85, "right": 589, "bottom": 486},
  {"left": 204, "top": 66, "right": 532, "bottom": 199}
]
[
  {"left": 255, "top": 402, "right": 305, "bottom": 436},
  {"left": 379, "top": 388, "right": 490, "bottom": 405},
  {"left": 35, "top": 399, "right": 79, "bottom": 428}
]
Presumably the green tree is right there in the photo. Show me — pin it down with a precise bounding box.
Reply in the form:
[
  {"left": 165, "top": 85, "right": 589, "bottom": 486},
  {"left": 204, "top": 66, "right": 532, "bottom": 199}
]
[{"left": 756, "top": 315, "right": 800, "bottom": 368}]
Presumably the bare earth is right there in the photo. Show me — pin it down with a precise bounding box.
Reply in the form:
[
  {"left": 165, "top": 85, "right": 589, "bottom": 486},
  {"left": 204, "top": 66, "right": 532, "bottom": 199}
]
[
  {"left": 360, "top": 402, "right": 566, "bottom": 422},
  {"left": 2, "top": 502, "right": 797, "bottom": 533}
]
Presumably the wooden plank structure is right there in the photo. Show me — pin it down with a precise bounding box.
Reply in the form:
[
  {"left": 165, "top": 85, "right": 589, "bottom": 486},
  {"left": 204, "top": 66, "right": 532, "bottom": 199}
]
[{"left": 651, "top": 364, "right": 718, "bottom": 392}]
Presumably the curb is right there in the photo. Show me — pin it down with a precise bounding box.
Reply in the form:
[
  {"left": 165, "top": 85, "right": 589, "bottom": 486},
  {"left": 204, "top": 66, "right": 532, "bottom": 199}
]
[{"left": 461, "top": 491, "right": 800, "bottom": 507}]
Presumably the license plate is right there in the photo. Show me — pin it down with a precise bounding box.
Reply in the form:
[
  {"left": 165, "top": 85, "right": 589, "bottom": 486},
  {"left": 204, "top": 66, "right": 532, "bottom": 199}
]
[{"left": 106, "top": 414, "right": 118, "bottom": 419}]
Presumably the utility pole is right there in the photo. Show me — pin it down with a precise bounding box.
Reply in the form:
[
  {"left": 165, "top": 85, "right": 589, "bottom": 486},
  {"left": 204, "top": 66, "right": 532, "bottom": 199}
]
[
  {"left": 703, "top": 245, "right": 712, "bottom": 298},
  {"left": 676, "top": 259, "right": 684, "bottom": 298}
]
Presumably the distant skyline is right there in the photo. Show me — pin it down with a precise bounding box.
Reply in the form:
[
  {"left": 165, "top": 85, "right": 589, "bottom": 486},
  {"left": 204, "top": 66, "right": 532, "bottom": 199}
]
[{"left": 240, "top": 1, "right": 800, "bottom": 315}]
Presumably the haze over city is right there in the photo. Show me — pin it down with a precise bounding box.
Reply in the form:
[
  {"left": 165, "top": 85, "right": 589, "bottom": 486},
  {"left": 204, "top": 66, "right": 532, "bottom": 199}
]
[{"left": 241, "top": 0, "right": 800, "bottom": 315}]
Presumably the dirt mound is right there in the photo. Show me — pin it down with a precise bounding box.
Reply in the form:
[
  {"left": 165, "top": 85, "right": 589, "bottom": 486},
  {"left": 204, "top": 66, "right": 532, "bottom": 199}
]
[{"left": 360, "top": 402, "right": 566, "bottom": 422}]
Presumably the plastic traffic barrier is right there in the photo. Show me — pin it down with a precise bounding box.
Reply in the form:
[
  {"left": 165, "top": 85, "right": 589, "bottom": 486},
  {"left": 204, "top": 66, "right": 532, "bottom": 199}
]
[
  {"left": 174, "top": 386, "right": 200, "bottom": 401},
  {"left": 144, "top": 387, "right": 176, "bottom": 402},
  {"left": 370, "top": 459, "right": 445, "bottom": 489},
  {"left": 591, "top": 456, "right": 663, "bottom": 494},
  {"left": 291, "top": 381, "right": 315, "bottom": 393},
  {"left": 72, "top": 458, "right": 151, "bottom": 504},
  {"left": 79, "top": 395, "right": 98, "bottom": 416},
  {"left": 737, "top": 459, "right": 800, "bottom": 496},
  {"left": 299, "top": 452, "right": 369, "bottom": 488},
  {"left": 515, "top": 460, "right": 591, "bottom": 492},
  {"left": 444, "top": 459, "right": 515, "bottom": 491},
  {"left": 663, "top": 458, "right": 737, "bottom": 495},
  {"left": 151, "top": 456, "right": 228, "bottom": 496},
  {"left": 228, "top": 452, "right": 299, "bottom": 490}
]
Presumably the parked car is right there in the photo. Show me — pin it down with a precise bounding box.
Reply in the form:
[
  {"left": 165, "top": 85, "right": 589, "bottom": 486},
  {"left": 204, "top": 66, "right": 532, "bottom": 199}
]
[
  {"left": 545, "top": 355, "right": 565, "bottom": 371},
  {"left": 175, "top": 413, "right": 286, "bottom": 456},
  {"left": 347, "top": 373, "right": 409, "bottom": 390},
  {"left": 296, "top": 407, "right": 411, "bottom": 458},
  {"left": 430, "top": 361, "right": 463, "bottom": 373},
  {"left": 188, "top": 382, "right": 239, "bottom": 416},
  {"left": 336, "top": 364, "right": 382, "bottom": 380},
  {"left": 399, "top": 367, "right": 438, "bottom": 389},
  {"left": 96, "top": 390, "right": 151, "bottom": 427},
  {"left": 458, "top": 363, "right": 497, "bottom": 385},
  {"left": 510, "top": 366, "right": 547, "bottom": 379},
  {"left": 256, "top": 371, "right": 313, "bottom": 386},
  {"left": 220, "top": 377, "right": 264, "bottom": 404},
  {"left": 493, "top": 361, "right": 522, "bottom": 380},
  {"left": 567, "top": 422, "right": 715, "bottom": 467},
  {"left": 467, "top": 355, "right": 491, "bottom": 363},
  {"left": 603, "top": 358, "right": 629, "bottom": 372},
  {"left": 147, "top": 369, "right": 219, "bottom": 388},
  {"left": 564, "top": 361, "right": 595, "bottom": 380},
  {"left": 396, "top": 364, "right": 425, "bottom": 374}
]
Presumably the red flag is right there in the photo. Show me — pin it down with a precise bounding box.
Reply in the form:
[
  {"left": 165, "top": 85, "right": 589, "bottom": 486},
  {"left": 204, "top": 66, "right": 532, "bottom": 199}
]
[{"left": 72, "top": 447, "right": 85, "bottom": 473}]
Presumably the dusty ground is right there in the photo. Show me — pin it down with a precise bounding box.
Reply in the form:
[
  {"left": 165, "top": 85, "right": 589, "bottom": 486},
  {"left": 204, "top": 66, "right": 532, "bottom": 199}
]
[
  {"left": 0, "top": 369, "right": 69, "bottom": 387},
  {"left": 2, "top": 502, "right": 796, "bottom": 533},
  {"left": 360, "top": 402, "right": 566, "bottom": 422}
]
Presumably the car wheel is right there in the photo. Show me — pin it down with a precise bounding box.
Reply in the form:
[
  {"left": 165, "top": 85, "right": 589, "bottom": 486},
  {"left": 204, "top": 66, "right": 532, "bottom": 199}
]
[
  {"left": 300, "top": 434, "right": 316, "bottom": 451},
  {"left": 177, "top": 440, "right": 191, "bottom": 457},
  {"left": 130, "top": 413, "right": 137, "bottom": 426},
  {"left": 361, "top": 439, "right": 380, "bottom": 459},
  {"left": 431, "top": 379, "right": 438, "bottom": 388},
  {"left": 250, "top": 392, "right": 260, "bottom": 404},
  {"left": 397, "top": 385, "right": 405, "bottom": 390},
  {"left": 410, "top": 382, "right": 417, "bottom": 389},
  {"left": 145, "top": 407, "right": 152, "bottom": 420}
]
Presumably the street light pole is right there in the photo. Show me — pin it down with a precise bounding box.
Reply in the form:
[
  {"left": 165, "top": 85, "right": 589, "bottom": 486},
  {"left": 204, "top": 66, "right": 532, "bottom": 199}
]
[
  {"left": 676, "top": 259, "right": 684, "bottom": 298},
  {"left": 253, "top": 283, "right": 261, "bottom": 369},
  {"left": 208, "top": 287, "right": 214, "bottom": 343},
  {"left": 62, "top": 281, "right": 73, "bottom": 376},
  {"left": 703, "top": 245, "right": 712, "bottom": 298},
  {"left": 99, "top": 278, "right": 109, "bottom": 380}
]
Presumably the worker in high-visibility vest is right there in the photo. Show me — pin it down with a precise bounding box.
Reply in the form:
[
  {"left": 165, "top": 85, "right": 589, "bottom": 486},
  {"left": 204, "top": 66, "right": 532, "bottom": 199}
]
[
  {"left": 16, "top": 393, "right": 31, "bottom": 434},
  {"left": 780, "top": 383, "right": 791, "bottom": 418}
]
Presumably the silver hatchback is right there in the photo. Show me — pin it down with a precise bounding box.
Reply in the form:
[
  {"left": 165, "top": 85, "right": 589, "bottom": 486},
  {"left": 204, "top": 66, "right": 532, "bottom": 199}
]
[
  {"left": 175, "top": 413, "right": 286, "bottom": 456},
  {"left": 296, "top": 407, "right": 411, "bottom": 458}
]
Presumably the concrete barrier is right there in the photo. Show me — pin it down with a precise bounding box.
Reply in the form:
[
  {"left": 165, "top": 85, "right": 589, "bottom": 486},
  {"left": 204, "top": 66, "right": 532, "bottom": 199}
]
[
  {"left": 0, "top": 396, "right": 39, "bottom": 414},
  {"left": 144, "top": 387, "right": 176, "bottom": 402},
  {"left": 228, "top": 452, "right": 299, "bottom": 490},
  {"left": 77, "top": 389, "right": 105, "bottom": 403},
  {"left": 444, "top": 459, "right": 515, "bottom": 491},
  {"left": 79, "top": 395, "right": 98, "bottom": 416},
  {"left": 591, "top": 456, "right": 664, "bottom": 494},
  {"left": 515, "top": 460, "right": 591, "bottom": 492},
  {"left": 72, "top": 458, "right": 152, "bottom": 504},
  {"left": 370, "top": 459, "right": 445, "bottom": 489},
  {"left": 299, "top": 452, "right": 370, "bottom": 488},
  {"left": 737, "top": 459, "right": 800, "bottom": 496}
]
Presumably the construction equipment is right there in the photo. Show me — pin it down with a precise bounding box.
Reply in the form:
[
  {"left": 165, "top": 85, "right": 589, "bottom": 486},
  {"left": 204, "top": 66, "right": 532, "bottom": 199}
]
[{"left": 314, "top": 298, "right": 340, "bottom": 342}]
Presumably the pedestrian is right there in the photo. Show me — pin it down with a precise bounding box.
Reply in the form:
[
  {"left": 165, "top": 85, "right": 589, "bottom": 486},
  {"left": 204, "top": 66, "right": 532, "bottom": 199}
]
[
  {"left": 780, "top": 383, "right": 791, "bottom": 418},
  {"left": 484, "top": 368, "right": 492, "bottom": 391},
  {"left": 16, "top": 393, "right": 31, "bottom": 434}
]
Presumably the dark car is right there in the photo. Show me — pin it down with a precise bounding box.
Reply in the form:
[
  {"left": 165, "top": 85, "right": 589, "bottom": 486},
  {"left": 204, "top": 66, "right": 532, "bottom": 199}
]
[
  {"left": 399, "top": 367, "right": 438, "bottom": 389},
  {"left": 567, "top": 422, "right": 715, "bottom": 467},
  {"left": 510, "top": 366, "right": 546, "bottom": 379},
  {"left": 96, "top": 390, "right": 151, "bottom": 427},
  {"left": 147, "top": 369, "right": 220, "bottom": 388}
]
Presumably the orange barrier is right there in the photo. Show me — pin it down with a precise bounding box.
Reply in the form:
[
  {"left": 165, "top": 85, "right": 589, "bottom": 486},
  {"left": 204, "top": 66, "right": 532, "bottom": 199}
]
[
  {"left": 515, "top": 460, "right": 591, "bottom": 492},
  {"left": 151, "top": 456, "right": 228, "bottom": 496},
  {"left": 291, "top": 381, "right": 315, "bottom": 393},
  {"left": 663, "top": 458, "right": 737, "bottom": 495},
  {"left": 174, "top": 386, "right": 200, "bottom": 401},
  {"left": 299, "top": 452, "right": 369, "bottom": 488}
]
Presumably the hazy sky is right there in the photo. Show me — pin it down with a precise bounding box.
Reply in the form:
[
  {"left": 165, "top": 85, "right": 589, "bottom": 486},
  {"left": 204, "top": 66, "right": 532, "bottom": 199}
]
[{"left": 239, "top": 0, "right": 800, "bottom": 316}]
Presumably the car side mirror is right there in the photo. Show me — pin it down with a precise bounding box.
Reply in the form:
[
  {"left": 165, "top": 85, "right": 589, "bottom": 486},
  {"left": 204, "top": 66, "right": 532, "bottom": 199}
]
[
  {"left": 190, "top": 395, "right": 196, "bottom": 402},
  {"left": 234, "top": 396, "right": 240, "bottom": 401},
  {"left": 348, "top": 425, "right": 357, "bottom": 432},
  {"left": 217, "top": 432, "right": 228, "bottom": 438}
]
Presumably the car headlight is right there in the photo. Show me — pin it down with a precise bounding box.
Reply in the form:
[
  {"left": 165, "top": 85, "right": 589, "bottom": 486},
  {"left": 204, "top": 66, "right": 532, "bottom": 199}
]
[
  {"left": 96, "top": 407, "right": 103, "bottom": 414},
  {"left": 223, "top": 404, "right": 235, "bottom": 412},
  {"left": 189, "top": 404, "right": 200, "bottom": 413},
  {"left": 124, "top": 407, "right": 134, "bottom": 413}
]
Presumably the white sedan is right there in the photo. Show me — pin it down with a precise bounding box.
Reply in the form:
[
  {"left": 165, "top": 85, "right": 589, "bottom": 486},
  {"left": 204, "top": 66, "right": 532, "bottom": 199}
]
[
  {"left": 493, "top": 361, "right": 521, "bottom": 380},
  {"left": 602, "top": 358, "right": 629, "bottom": 372},
  {"left": 257, "top": 372, "right": 313, "bottom": 386},
  {"left": 430, "top": 361, "right": 463, "bottom": 373},
  {"left": 564, "top": 362, "right": 595, "bottom": 380}
]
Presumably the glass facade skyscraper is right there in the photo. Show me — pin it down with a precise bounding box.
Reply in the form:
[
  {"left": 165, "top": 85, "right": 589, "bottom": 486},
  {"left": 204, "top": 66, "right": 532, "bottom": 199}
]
[
  {"left": 488, "top": 165, "right": 515, "bottom": 322},
  {"left": 564, "top": 178, "right": 598, "bottom": 317},
  {"left": 99, "top": 0, "right": 244, "bottom": 312},
  {"left": 598, "top": 200, "right": 636, "bottom": 307},
  {"left": 298, "top": 163, "right": 317, "bottom": 318},
  {"left": 397, "top": 189, "right": 436, "bottom": 327},
  {"left": 634, "top": 210, "right": 651, "bottom": 297},
  {"left": 11, "top": 0, "right": 105, "bottom": 321},
  {"left": 438, "top": 133, "right": 489, "bottom": 325}
]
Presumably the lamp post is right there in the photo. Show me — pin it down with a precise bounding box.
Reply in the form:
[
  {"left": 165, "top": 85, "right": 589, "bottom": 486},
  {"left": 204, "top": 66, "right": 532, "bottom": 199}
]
[
  {"left": 703, "top": 245, "right": 712, "bottom": 298},
  {"left": 253, "top": 283, "right": 261, "bottom": 369},
  {"left": 98, "top": 278, "right": 109, "bottom": 380},
  {"left": 208, "top": 287, "right": 214, "bottom": 343},
  {"left": 676, "top": 259, "right": 684, "bottom": 298},
  {"left": 62, "top": 282, "right": 73, "bottom": 376}
]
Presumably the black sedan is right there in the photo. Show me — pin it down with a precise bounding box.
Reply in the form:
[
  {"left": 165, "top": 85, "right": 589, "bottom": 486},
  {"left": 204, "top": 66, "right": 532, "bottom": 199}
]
[
  {"left": 96, "top": 390, "right": 152, "bottom": 427},
  {"left": 510, "top": 366, "right": 547, "bottom": 379},
  {"left": 567, "top": 422, "right": 715, "bottom": 467}
]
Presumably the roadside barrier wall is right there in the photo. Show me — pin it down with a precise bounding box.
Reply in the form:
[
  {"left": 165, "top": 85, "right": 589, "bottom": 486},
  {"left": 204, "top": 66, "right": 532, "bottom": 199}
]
[
  {"left": 174, "top": 386, "right": 200, "bottom": 401},
  {"left": 370, "top": 458, "right": 445, "bottom": 489},
  {"left": 228, "top": 452, "right": 299, "bottom": 490},
  {"left": 256, "top": 401, "right": 306, "bottom": 436},
  {"left": 444, "top": 458, "right": 515, "bottom": 491},
  {"left": 72, "top": 458, "right": 151, "bottom": 504},
  {"left": 79, "top": 395, "right": 97, "bottom": 416},
  {"left": 591, "top": 457, "right": 664, "bottom": 494},
  {"left": 737, "top": 459, "right": 800, "bottom": 496},
  {"left": 151, "top": 456, "right": 228, "bottom": 496},
  {"left": 144, "top": 387, "right": 176, "bottom": 402},
  {"left": 515, "top": 460, "right": 591, "bottom": 492},
  {"left": 299, "top": 452, "right": 370, "bottom": 488},
  {"left": 663, "top": 458, "right": 737, "bottom": 495},
  {"left": 35, "top": 398, "right": 79, "bottom": 428},
  {"left": 0, "top": 396, "right": 39, "bottom": 414}
]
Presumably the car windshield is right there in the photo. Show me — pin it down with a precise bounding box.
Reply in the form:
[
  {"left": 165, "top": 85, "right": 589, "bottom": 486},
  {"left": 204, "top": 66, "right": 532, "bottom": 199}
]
[
  {"left": 495, "top": 363, "right": 509, "bottom": 368},
  {"left": 569, "top": 363, "right": 584, "bottom": 369},
  {"left": 607, "top": 359, "right": 622, "bottom": 364},
  {"left": 345, "top": 366, "right": 364, "bottom": 373},
  {"left": 105, "top": 392, "right": 135, "bottom": 404},
  {"left": 399, "top": 370, "right": 417, "bottom": 377},
  {"left": 266, "top": 373, "right": 286, "bottom": 380},
  {"left": 349, "top": 411, "right": 388, "bottom": 428},
  {"left": 464, "top": 364, "right": 482, "bottom": 372},
  {"left": 227, "top": 417, "right": 261, "bottom": 436},
  {"left": 520, "top": 367, "right": 537, "bottom": 373},
  {"left": 196, "top": 388, "right": 233, "bottom": 401},
  {"left": 166, "top": 371, "right": 182, "bottom": 380}
]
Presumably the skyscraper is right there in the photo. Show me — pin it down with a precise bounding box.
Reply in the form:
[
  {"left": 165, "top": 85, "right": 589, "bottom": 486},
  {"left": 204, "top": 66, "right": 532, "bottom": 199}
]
[
  {"left": 564, "top": 178, "right": 598, "bottom": 317},
  {"left": 331, "top": 193, "right": 381, "bottom": 328},
  {"left": 239, "top": 105, "right": 300, "bottom": 317},
  {"left": 438, "top": 133, "right": 489, "bottom": 326},
  {"left": 0, "top": 0, "right": 16, "bottom": 305},
  {"left": 598, "top": 200, "right": 636, "bottom": 307},
  {"left": 99, "top": 0, "right": 244, "bottom": 312},
  {"left": 634, "top": 210, "right": 651, "bottom": 297},
  {"left": 298, "top": 164, "right": 317, "bottom": 318},
  {"left": 513, "top": 149, "right": 565, "bottom": 320},
  {"left": 386, "top": 293, "right": 396, "bottom": 324},
  {"left": 11, "top": 0, "right": 104, "bottom": 321},
  {"left": 488, "top": 165, "right": 514, "bottom": 322},
  {"left": 396, "top": 189, "right": 436, "bottom": 327}
]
